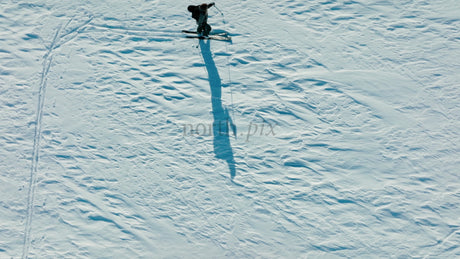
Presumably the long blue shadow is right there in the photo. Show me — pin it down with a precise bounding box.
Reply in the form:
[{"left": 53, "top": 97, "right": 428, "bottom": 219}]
[{"left": 199, "top": 39, "right": 236, "bottom": 179}]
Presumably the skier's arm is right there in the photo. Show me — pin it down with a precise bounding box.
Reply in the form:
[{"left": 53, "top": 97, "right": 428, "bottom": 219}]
[{"left": 208, "top": 2, "right": 215, "bottom": 8}]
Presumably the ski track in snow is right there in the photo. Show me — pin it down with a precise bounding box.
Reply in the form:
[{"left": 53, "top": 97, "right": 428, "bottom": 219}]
[
  {"left": 1, "top": 0, "right": 460, "bottom": 258},
  {"left": 22, "top": 24, "right": 61, "bottom": 259},
  {"left": 22, "top": 16, "right": 94, "bottom": 259}
]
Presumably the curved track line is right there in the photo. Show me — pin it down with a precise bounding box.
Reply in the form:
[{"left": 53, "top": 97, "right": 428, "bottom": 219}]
[
  {"left": 22, "top": 17, "right": 93, "bottom": 259},
  {"left": 22, "top": 25, "right": 61, "bottom": 259}
]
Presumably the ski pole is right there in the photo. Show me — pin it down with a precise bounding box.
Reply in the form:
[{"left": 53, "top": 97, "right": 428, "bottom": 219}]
[{"left": 214, "top": 4, "right": 224, "bottom": 16}]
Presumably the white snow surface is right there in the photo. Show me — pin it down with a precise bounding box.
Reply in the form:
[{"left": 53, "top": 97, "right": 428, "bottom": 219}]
[{"left": 1, "top": 0, "right": 460, "bottom": 257}]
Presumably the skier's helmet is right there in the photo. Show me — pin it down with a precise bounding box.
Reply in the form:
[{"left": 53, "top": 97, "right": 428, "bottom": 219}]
[{"left": 200, "top": 3, "right": 208, "bottom": 10}]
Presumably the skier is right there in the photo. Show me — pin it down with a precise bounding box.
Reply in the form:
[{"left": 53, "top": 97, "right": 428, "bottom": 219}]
[{"left": 187, "top": 2, "right": 215, "bottom": 37}]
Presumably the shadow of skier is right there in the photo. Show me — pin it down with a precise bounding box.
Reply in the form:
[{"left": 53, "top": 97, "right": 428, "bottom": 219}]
[{"left": 199, "top": 39, "right": 237, "bottom": 179}]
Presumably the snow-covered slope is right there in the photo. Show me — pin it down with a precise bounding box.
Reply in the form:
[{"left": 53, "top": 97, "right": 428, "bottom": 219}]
[{"left": 1, "top": 0, "right": 459, "bottom": 257}]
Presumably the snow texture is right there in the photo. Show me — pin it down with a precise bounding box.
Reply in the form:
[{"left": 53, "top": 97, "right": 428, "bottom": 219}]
[{"left": 1, "top": 0, "right": 459, "bottom": 258}]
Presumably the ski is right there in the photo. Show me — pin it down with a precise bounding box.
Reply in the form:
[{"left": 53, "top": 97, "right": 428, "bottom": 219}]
[
  {"left": 182, "top": 30, "right": 199, "bottom": 34},
  {"left": 182, "top": 30, "right": 229, "bottom": 37},
  {"left": 185, "top": 35, "right": 232, "bottom": 42}
]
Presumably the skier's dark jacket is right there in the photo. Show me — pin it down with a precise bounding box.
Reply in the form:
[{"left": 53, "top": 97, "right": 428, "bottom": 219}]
[{"left": 188, "top": 3, "right": 214, "bottom": 24}]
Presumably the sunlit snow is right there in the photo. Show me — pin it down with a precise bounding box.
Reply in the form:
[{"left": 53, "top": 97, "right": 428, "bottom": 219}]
[{"left": 1, "top": 0, "right": 459, "bottom": 257}]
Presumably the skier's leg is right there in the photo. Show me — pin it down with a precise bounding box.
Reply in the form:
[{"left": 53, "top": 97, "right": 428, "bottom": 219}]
[
  {"left": 203, "top": 24, "right": 212, "bottom": 36},
  {"left": 197, "top": 24, "right": 204, "bottom": 36}
]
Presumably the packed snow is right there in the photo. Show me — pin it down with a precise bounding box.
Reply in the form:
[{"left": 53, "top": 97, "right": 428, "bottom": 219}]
[{"left": 1, "top": 0, "right": 459, "bottom": 257}]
